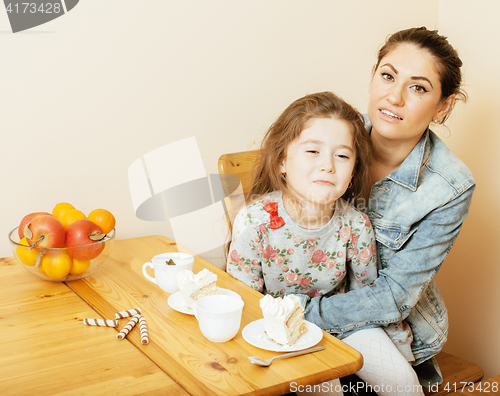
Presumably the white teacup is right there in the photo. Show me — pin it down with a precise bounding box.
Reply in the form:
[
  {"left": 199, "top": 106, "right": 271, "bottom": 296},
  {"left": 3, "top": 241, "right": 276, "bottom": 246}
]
[
  {"left": 194, "top": 295, "right": 244, "bottom": 342},
  {"left": 142, "top": 252, "right": 194, "bottom": 293}
]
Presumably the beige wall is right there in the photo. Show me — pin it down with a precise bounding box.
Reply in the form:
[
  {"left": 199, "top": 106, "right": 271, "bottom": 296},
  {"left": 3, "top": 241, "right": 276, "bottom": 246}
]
[
  {"left": 435, "top": 0, "right": 500, "bottom": 380},
  {"left": 0, "top": 0, "right": 438, "bottom": 259},
  {"left": 1, "top": 0, "right": 497, "bottom": 378}
]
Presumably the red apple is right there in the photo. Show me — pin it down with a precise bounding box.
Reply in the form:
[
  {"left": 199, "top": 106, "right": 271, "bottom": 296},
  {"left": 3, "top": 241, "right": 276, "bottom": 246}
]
[
  {"left": 65, "top": 219, "right": 105, "bottom": 260},
  {"left": 18, "top": 212, "right": 52, "bottom": 239},
  {"left": 25, "top": 215, "right": 65, "bottom": 248}
]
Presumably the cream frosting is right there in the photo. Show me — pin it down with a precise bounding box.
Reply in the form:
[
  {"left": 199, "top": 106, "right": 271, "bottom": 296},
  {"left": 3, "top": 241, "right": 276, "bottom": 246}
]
[
  {"left": 260, "top": 294, "right": 301, "bottom": 320},
  {"left": 176, "top": 269, "right": 218, "bottom": 308},
  {"left": 260, "top": 294, "right": 306, "bottom": 346},
  {"left": 176, "top": 269, "right": 216, "bottom": 288}
]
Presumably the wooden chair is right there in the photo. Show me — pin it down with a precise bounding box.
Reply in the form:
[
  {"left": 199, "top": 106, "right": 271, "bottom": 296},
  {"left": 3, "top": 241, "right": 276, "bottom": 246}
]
[
  {"left": 447, "top": 374, "right": 500, "bottom": 395},
  {"left": 423, "top": 352, "right": 484, "bottom": 396},
  {"left": 217, "top": 150, "right": 484, "bottom": 395},
  {"left": 217, "top": 149, "right": 261, "bottom": 222}
]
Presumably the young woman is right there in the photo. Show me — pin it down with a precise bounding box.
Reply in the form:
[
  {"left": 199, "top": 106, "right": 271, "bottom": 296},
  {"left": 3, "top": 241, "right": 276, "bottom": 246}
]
[{"left": 295, "top": 27, "right": 475, "bottom": 393}]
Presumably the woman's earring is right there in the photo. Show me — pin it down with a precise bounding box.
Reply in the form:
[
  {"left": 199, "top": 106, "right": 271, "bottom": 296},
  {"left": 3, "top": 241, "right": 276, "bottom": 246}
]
[
  {"left": 433, "top": 118, "right": 439, "bottom": 123},
  {"left": 348, "top": 181, "right": 352, "bottom": 188}
]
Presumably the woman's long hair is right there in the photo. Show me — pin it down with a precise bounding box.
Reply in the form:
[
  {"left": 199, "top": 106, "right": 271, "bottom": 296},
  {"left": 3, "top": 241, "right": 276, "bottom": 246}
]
[{"left": 374, "top": 27, "right": 466, "bottom": 123}]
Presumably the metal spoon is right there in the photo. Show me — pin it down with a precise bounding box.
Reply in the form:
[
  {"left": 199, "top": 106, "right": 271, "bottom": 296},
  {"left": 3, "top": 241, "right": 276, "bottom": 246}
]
[{"left": 247, "top": 345, "right": 325, "bottom": 367}]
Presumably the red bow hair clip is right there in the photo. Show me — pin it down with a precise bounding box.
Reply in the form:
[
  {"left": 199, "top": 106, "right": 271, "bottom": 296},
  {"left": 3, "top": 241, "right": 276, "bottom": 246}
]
[{"left": 263, "top": 202, "right": 285, "bottom": 229}]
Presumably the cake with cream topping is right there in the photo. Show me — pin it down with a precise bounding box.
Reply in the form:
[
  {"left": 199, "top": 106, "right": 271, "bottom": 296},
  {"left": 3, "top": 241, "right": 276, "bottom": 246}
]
[
  {"left": 260, "top": 294, "right": 307, "bottom": 346},
  {"left": 176, "top": 269, "right": 220, "bottom": 308}
]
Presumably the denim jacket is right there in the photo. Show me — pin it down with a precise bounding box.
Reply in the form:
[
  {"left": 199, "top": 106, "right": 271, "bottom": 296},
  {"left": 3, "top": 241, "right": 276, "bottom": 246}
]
[{"left": 297, "top": 126, "right": 475, "bottom": 365}]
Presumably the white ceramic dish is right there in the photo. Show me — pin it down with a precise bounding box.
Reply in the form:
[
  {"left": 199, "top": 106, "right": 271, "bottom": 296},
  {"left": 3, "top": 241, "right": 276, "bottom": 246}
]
[
  {"left": 168, "top": 288, "right": 241, "bottom": 315},
  {"left": 242, "top": 319, "right": 323, "bottom": 352}
]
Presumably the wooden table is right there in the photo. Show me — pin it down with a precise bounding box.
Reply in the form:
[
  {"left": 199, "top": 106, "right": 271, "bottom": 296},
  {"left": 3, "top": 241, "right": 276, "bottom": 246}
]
[
  {"left": 0, "top": 251, "right": 186, "bottom": 396},
  {"left": 1, "top": 235, "right": 363, "bottom": 395}
]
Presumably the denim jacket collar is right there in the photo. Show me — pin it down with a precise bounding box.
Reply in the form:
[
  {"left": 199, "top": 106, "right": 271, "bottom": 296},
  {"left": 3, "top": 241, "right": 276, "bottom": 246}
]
[
  {"left": 386, "top": 130, "right": 429, "bottom": 192},
  {"left": 365, "top": 116, "right": 429, "bottom": 192}
]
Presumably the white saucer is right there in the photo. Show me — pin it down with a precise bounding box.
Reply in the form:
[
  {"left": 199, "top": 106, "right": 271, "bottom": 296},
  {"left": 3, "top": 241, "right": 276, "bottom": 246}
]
[
  {"left": 168, "top": 288, "right": 241, "bottom": 315},
  {"left": 242, "top": 319, "right": 323, "bottom": 352}
]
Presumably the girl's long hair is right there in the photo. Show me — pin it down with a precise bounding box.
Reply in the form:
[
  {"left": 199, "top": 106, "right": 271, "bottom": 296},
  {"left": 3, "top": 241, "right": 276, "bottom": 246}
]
[
  {"left": 248, "top": 91, "right": 371, "bottom": 205},
  {"left": 223, "top": 92, "right": 372, "bottom": 263}
]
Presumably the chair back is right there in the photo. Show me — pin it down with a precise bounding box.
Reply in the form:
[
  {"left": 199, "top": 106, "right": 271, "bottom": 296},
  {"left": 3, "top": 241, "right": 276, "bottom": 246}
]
[{"left": 217, "top": 150, "right": 261, "bottom": 222}]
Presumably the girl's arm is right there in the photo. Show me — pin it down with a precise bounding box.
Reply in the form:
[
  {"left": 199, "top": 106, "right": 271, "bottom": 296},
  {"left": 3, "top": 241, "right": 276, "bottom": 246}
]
[
  {"left": 347, "top": 215, "right": 377, "bottom": 290},
  {"left": 226, "top": 209, "right": 264, "bottom": 292},
  {"left": 346, "top": 220, "right": 378, "bottom": 291},
  {"left": 301, "top": 185, "right": 474, "bottom": 335}
]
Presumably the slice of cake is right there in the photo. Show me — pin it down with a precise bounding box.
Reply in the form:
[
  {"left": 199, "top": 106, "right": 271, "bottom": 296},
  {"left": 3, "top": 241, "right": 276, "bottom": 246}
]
[
  {"left": 176, "top": 269, "right": 220, "bottom": 308},
  {"left": 260, "top": 294, "right": 307, "bottom": 346}
]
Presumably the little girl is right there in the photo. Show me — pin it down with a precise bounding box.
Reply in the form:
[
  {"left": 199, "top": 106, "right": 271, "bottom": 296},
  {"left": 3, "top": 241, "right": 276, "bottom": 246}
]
[{"left": 226, "top": 92, "right": 423, "bottom": 396}]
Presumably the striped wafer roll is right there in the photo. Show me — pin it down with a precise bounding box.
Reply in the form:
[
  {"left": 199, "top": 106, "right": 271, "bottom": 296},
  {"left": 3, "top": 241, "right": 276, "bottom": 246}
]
[
  {"left": 116, "top": 314, "right": 140, "bottom": 340},
  {"left": 139, "top": 316, "right": 149, "bottom": 344},
  {"left": 114, "top": 308, "right": 142, "bottom": 320},
  {"left": 83, "top": 318, "right": 118, "bottom": 327}
]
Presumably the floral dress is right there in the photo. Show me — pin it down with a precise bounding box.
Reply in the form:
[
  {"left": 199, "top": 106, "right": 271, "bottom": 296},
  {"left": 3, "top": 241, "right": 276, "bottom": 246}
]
[
  {"left": 227, "top": 191, "right": 414, "bottom": 361},
  {"left": 227, "top": 192, "right": 377, "bottom": 297}
]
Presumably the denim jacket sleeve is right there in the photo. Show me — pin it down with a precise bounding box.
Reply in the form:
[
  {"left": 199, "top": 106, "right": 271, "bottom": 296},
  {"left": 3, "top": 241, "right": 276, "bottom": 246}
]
[{"left": 301, "top": 173, "right": 475, "bottom": 336}]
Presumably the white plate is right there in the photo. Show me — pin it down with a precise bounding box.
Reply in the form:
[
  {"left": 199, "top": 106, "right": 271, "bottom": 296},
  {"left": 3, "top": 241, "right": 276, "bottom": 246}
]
[
  {"left": 242, "top": 319, "right": 323, "bottom": 352},
  {"left": 168, "top": 288, "right": 241, "bottom": 315}
]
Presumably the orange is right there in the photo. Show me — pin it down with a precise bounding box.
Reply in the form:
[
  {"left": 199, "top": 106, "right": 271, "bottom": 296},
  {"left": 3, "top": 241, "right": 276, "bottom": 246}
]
[
  {"left": 60, "top": 209, "right": 87, "bottom": 230},
  {"left": 88, "top": 209, "right": 116, "bottom": 234},
  {"left": 16, "top": 237, "right": 40, "bottom": 266},
  {"left": 52, "top": 202, "right": 75, "bottom": 222},
  {"left": 41, "top": 250, "right": 72, "bottom": 279},
  {"left": 70, "top": 258, "right": 91, "bottom": 275}
]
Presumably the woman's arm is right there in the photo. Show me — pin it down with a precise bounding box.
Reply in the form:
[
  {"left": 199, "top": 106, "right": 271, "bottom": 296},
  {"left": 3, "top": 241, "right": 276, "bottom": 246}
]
[{"left": 301, "top": 186, "right": 475, "bottom": 334}]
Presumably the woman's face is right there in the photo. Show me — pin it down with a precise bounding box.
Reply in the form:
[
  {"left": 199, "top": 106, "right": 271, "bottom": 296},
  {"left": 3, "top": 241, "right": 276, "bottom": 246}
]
[{"left": 368, "top": 44, "right": 454, "bottom": 146}]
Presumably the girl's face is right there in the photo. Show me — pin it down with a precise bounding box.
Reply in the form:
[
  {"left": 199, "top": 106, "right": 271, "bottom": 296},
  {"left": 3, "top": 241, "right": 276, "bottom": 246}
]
[
  {"left": 368, "top": 44, "right": 454, "bottom": 146},
  {"left": 280, "top": 117, "right": 356, "bottom": 211}
]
